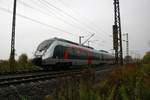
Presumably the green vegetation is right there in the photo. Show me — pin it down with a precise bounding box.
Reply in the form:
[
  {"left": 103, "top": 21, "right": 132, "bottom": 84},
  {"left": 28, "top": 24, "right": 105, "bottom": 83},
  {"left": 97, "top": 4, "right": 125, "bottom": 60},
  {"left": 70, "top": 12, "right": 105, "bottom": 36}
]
[
  {"left": 143, "top": 51, "right": 150, "bottom": 63},
  {"left": 98, "top": 63, "right": 149, "bottom": 100},
  {"left": 45, "top": 63, "right": 150, "bottom": 100},
  {"left": 0, "top": 53, "right": 36, "bottom": 73},
  {"left": 17, "top": 54, "right": 33, "bottom": 71},
  {"left": 0, "top": 52, "right": 149, "bottom": 99}
]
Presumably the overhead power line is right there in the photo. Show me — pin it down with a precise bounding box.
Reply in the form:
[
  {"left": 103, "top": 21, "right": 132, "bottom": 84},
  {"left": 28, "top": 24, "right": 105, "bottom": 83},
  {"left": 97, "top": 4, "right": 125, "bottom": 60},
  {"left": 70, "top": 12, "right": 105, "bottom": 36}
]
[
  {"left": 37, "top": 0, "right": 94, "bottom": 35},
  {"left": 36, "top": 0, "right": 112, "bottom": 43},
  {"left": 1, "top": 0, "right": 113, "bottom": 49},
  {"left": 0, "top": 7, "right": 77, "bottom": 36},
  {"left": 35, "top": 0, "right": 108, "bottom": 41},
  {"left": 38, "top": 0, "right": 97, "bottom": 33},
  {"left": 41, "top": 0, "right": 80, "bottom": 22},
  {"left": 57, "top": 0, "right": 112, "bottom": 37},
  {"left": 19, "top": 0, "right": 89, "bottom": 33}
]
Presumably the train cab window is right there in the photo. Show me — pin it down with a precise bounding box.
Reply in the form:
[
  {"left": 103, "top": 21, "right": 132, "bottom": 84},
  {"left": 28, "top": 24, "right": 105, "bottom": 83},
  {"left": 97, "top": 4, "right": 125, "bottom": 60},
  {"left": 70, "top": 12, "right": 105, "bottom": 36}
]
[{"left": 37, "top": 40, "right": 53, "bottom": 52}]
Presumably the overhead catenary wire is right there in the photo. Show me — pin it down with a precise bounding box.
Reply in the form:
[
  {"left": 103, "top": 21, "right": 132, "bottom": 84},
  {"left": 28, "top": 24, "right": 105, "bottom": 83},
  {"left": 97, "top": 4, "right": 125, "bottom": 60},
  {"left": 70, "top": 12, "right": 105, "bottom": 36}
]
[
  {"left": 41, "top": 0, "right": 112, "bottom": 42},
  {"left": 38, "top": 0, "right": 111, "bottom": 42},
  {"left": 38, "top": 0, "right": 98, "bottom": 33},
  {"left": 35, "top": 0, "right": 111, "bottom": 43},
  {"left": 3, "top": 0, "right": 112, "bottom": 41},
  {"left": 41, "top": 0, "right": 80, "bottom": 23},
  {"left": 0, "top": 7, "right": 77, "bottom": 36},
  {"left": 19, "top": 0, "right": 92, "bottom": 35},
  {"left": 1, "top": 0, "right": 113, "bottom": 50},
  {"left": 36, "top": 0, "right": 94, "bottom": 36},
  {"left": 0, "top": 5, "right": 110, "bottom": 46},
  {"left": 57, "top": 0, "right": 112, "bottom": 37}
]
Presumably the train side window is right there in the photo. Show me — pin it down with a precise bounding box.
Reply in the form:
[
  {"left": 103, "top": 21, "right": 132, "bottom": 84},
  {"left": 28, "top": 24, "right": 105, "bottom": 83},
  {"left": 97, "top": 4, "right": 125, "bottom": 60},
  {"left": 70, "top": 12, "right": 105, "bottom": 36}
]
[
  {"left": 92, "top": 52, "right": 96, "bottom": 60},
  {"left": 101, "top": 54, "right": 104, "bottom": 61},
  {"left": 60, "top": 46, "right": 63, "bottom": 58},
  {"left": 79, "top": 49, "right": 85, "bottom": 59},
  {"left": 53, "top": 45, "right": 64, "bottom": 59},
  {"left": 67, "top": 47, "right": 74, "bottom": 59},
  {"left": 92, "top": 52, "right": 95, "bottom": 60},
  {"left": 71, "top": 48, "right": 76, "bottom": 59},
  {"left": 82, "top": 50, "right": 87, "bottom": 59},
  {"left": 53, "top": 45, "right": 60, "bottom": 58},
  {"left": 83, "top": 51, "right": 88, "bottom": 60},
  {"left": 73, "top": 48, "right": 78, "bottom": 59},
  {"left": 96, "top": 53, "right": 98, "bottom": 60}
]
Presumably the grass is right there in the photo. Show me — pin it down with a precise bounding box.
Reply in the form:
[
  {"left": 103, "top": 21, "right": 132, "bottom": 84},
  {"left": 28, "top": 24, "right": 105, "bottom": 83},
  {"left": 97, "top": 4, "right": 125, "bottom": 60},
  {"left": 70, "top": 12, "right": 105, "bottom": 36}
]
[
  {"left": 103, "top": 63, "right": 150, "bottom": 100},
  {"left": 45, "top": 63, "right": 150, "bottom": 100},
  {"left": 0, "top": 59, "right": 37, "bottom": 73}
]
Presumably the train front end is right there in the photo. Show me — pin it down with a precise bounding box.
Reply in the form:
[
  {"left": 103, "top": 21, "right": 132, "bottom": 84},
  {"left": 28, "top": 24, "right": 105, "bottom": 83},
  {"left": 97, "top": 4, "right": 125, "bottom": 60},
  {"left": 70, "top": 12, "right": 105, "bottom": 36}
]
[{"left": 32, "top": 39, "right": 54, "bottom": 67}]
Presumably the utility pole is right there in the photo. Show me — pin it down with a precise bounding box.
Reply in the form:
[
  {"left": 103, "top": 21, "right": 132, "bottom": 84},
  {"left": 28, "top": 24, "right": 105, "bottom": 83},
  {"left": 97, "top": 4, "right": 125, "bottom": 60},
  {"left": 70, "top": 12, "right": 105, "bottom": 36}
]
[
  {"left": 79, "top": 36, "right": 84, "bottom": 44},
  {"left": 123, "top": 33, "right": 129, "bottom": 63},
  {"left": 10, "top": 0, "right": 17, "bottom": 72},
  {"left": 113, "top": 25, "right": 118, "bottom": 64},
  {"left": 113, "top": 0, "right": 123, "bottom": 65},
  {"left": 126, "top": 33, "right": 129, "bottom": 57}
]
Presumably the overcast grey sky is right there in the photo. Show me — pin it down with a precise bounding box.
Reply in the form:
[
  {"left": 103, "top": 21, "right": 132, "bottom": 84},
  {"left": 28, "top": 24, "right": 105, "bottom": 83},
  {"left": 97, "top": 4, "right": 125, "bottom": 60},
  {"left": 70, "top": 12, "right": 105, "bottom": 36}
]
[{"left": 0, "top": 0, "right": 150, "bottom": 59}]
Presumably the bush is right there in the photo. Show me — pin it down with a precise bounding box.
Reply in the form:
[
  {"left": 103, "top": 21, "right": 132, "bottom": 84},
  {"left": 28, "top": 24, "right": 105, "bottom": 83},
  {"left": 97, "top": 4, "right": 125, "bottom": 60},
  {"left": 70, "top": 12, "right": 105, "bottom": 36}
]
[
  {"left": 0, "top": 53, "right": 34, "bottom": 73},
  {"left": 17, "top": 53, "right": 33, "bottom": 71},
  {"left": 143, "top": 51, "right": 150, "bottom": 63}
]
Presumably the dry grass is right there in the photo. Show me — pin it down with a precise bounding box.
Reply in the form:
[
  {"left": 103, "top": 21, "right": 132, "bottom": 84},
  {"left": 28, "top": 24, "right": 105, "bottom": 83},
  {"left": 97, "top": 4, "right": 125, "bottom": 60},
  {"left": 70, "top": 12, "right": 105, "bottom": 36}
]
[{"left": 45, "top": 63, "right": 150, "bottom": 100}]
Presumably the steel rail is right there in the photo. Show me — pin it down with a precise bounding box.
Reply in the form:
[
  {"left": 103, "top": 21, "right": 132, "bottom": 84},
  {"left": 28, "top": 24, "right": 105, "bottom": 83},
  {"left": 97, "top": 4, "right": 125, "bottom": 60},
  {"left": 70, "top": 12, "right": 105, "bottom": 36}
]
[
  {"left": 0, "top": 65, "right": 116, "bottom": 87},
  {"left": 0, "top": 69, "right": 80, "bottom": 87}
]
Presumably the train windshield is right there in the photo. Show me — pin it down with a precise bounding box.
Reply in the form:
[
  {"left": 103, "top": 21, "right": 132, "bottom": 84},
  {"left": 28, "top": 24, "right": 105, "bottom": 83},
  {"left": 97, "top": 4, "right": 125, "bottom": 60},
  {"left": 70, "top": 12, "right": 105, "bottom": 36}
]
[{"left": 37, "top": 40, "right": 53, "bottom": 52}]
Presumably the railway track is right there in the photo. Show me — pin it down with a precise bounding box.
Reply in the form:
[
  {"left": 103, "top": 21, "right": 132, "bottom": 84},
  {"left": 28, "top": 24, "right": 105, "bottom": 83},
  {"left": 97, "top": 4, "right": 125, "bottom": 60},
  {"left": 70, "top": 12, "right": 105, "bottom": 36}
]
[
  {"left": 0, "top": 69, "right": 80, "bottom": 87},
  {"left": 0, "top": 65, "right": 116, "bottom": 87}
]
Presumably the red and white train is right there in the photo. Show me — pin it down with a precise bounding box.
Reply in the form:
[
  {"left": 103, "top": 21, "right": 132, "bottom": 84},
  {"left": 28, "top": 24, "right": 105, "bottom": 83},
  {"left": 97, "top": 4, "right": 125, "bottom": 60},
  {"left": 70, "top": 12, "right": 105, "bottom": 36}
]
[{"left": 32, "top": 37, "right": 115, "bottom": 69}]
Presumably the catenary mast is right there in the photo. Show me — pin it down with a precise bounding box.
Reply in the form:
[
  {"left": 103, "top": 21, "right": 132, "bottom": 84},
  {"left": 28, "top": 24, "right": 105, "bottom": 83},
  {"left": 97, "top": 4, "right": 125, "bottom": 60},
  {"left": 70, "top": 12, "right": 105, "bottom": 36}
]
[
  {"left": 113, "top": 0, "right": 123, "bottom": 65},
  {"left": 10, "top": 0, "right": 17, "bottom": 72}
]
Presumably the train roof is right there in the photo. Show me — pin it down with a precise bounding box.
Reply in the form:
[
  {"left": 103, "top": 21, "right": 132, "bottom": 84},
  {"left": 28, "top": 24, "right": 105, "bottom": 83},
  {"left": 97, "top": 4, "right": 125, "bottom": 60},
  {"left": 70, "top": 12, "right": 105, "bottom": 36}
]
[
  {"left": 43, "top": 37, "right": 112, "bottom": 54},
  {"left": 54, "top": 37, "right": 78, "bottom": 45},
  {"left": 99, "top": 50, "right": 109, "bottom": 53},
  {"left": 52, "top": 37, "right": 94, "bottom": 49}
]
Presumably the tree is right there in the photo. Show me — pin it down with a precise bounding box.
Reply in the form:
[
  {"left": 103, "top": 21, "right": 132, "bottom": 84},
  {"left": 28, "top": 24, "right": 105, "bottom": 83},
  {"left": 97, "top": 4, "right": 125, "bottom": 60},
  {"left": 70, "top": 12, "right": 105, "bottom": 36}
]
[
  {"left": 143, "top": 51, "right": 150, "bottom": 63},
  {"left": 17, "top": 53, "right": 34, "bottom": 71},
  {"left": 124, "top": 55, "right": 132, "bottom": 63},
  {"left": 18, "top": 53, "right": 28, "bottom": 70}
]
